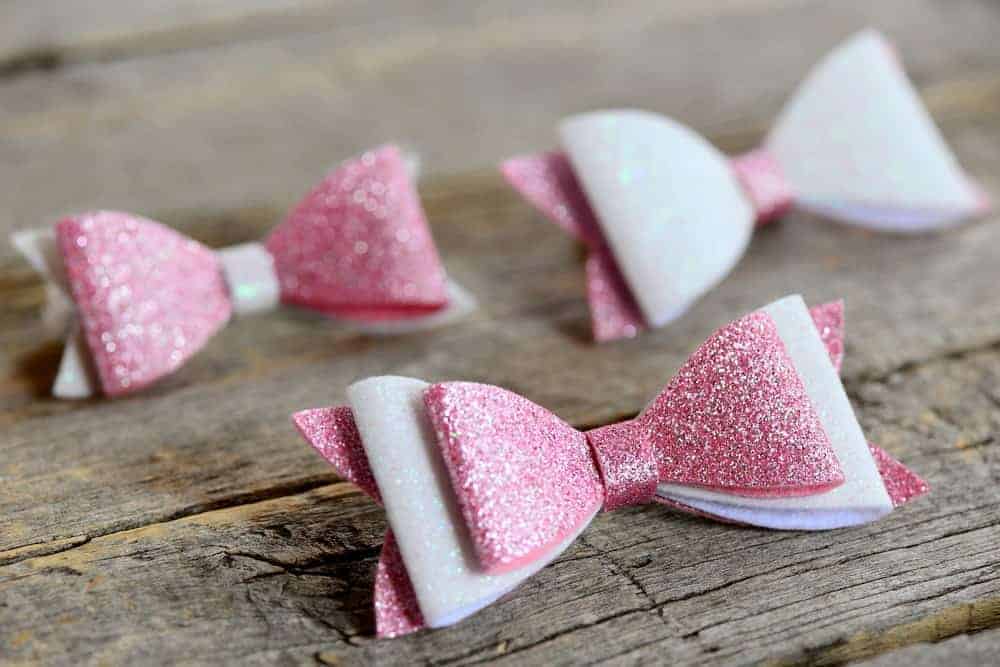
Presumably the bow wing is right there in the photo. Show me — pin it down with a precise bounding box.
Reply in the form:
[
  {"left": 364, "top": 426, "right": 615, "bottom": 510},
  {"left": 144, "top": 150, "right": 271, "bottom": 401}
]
[
  {"left": 56, "top": 211, "right": 232, "bottom": 397},
  {"left": 266, "top": 145, "right": 451, "bottom": 321},
  {"left": 655, "top": 296, "right": 895, "bottom": 529},
  {"left": 337, "top": 376, "right": 592, "bottom": 631},
  {"left": 768, "top": 29, "right": 988, "bottom": 231},
  {"left": 424, "top": 382, "right": 604, "bottom": 574},
  {"left": 560, "top": 111, "right": 755, "bottom": 328}
]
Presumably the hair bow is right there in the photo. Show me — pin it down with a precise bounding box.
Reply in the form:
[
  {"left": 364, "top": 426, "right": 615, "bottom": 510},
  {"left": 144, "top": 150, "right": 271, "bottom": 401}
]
[
  {"left": 293, "top": 295, "right": 927, "bottom": 637},
  {"left": 13, "top": 145, "right": 475, "bottom": 398},
  {"left": 501, "top": 29, "right": 990, "bottom": 342}
]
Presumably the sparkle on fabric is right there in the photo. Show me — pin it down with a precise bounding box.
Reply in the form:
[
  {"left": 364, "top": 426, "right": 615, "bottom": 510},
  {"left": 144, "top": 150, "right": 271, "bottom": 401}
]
[
  {"left": 292, "top": 406, "right": 382, "bottom": 503},
  {"left": 424, "top": 382, "right": 603, "bottom": 573},
  {"left": 585, "top": 419, "right": 658, "bottom": 511},
  {"left": 868, "top": 444, "right": 929, "bottom": 507},
  {"left": 266, "top": 145, "right": 449, "bottom": 321},
  {"left": 808, "top": 300, "right": 845, "bottom": 372},
  {"left": 374, "top": 530, "right": 427, "bottom": 637},
  {"left": 56, "top": 211, "right": 232, "bottom": 396},
  {"left": 640, "top": 310, "right": 845, "bottom": 496}
]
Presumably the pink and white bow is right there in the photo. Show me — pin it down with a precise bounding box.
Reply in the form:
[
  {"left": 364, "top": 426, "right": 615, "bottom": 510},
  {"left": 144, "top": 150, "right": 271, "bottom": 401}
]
[
  {"left": 293, "top": 295, "right": 927, "bottom": 637},
  {"left": 501, "top": 29, "right": 991, "bottom": 342},
  {"left": 12, "top": 145, "right": 475, "bottom": 398}
]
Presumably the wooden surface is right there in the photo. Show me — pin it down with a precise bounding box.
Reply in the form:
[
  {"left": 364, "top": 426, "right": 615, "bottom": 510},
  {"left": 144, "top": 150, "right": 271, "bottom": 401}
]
[{"left": 1, "top": 2, "right": 999, "bottom": 665}]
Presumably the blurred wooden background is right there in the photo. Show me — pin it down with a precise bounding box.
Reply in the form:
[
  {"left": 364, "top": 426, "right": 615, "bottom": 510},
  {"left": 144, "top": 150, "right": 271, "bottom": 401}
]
[{"left": 2, "top": 1, "right": 1000, "bottom": 665}]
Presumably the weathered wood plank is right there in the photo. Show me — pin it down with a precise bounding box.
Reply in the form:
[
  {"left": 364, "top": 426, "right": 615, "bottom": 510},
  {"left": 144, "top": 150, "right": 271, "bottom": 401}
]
[
  {"left": 0, "top": 1, "right": 801, "bottom": 73},
  {"left": 2, "top": 344, "right": 998, "bottom": 665},
  {"left": 1, "top": 108, "right": 999, "bottom": 560},
  {"left": 3, "top": 2, "right": 1000, "bottom": 664},
  {"left": 2, "top": 0, "right": 1000, "bottom": 248}
]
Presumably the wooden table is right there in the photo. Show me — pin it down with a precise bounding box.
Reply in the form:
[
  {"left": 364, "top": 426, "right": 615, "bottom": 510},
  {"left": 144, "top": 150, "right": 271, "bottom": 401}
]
[{"left": 2, "top": 2, "right": 1000, "bottom": 664}]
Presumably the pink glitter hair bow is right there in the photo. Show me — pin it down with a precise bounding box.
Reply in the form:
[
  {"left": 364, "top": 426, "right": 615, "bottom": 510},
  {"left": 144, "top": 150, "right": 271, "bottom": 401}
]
[
  {"left": 293, "top": 295, "right": 927, "bottom": 637},
  {"left": 501, "top": 29, "right": 991, "bottom": 342},
  {"left": 13, "top": 145, "right": 476, "bottom": 398}
]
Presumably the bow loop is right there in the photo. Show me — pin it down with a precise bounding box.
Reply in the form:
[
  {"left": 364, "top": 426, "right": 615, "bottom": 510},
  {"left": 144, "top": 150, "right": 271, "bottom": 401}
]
[
  {"left": 56, "top": 211, "right": 232, "bottom": 396},
  {"left": 266, "top": 145, "right": 449, "bottom": 319},
  {"left": 641, "top": 309, "right": 845, "bottom": 496},
  {"left": 768, "top": 29, "right": 985, "bottom": 230},
  {"left": 424, "top": 382, "right": 604, "bottom": 574}
]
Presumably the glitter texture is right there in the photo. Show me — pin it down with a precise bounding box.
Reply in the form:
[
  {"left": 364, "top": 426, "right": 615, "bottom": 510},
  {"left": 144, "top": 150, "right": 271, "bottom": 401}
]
[
  {"left": 585, "top": 419, "right": 658, "bottom": 511},
  {"left": 374, "top": 530, "right": 426, "bottom": 638},
  {"left": 292, "top": 406, "right": 382, "bottom": 503},
  {"left": 501, "top": 152, "right": 646, "bottom": 341},
  {"left": 424, "top": 382, "right": 603, "bottom": 574},
  {"left": 868, "top": 444, "right": 930, "bottom": 507},
  {"left": 266, "top": 145, "right": 449, "bottom": 321},
  {"left": 731, "top": 149, "right": 795, "bottom": 226},
  {"left": 56, "top": 211, "right": 232, "bottom": 397},
  {"left": 641, "top": 311, "right": 845, "bottom": 496},
  {"left": 809, "top": 300, "right": 845, "bottom": 372}
]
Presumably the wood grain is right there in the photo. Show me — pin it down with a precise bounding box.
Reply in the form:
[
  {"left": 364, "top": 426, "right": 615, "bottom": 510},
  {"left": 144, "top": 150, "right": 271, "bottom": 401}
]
[
  {"left": 2, "top": 1, "right": 1000, "bottom": 664},
  {"left": 3, "top": 0, "right": 1000, "bottom": 248},
  {"left": 3, "top": 344, "right": 1000, "bottom": 665}
]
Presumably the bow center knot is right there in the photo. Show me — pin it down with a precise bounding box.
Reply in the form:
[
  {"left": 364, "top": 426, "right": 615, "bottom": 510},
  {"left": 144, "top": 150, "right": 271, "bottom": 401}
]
[
  {"left": 585, "top": 420, "right": 658, "bottom": 511},
  {"left": 731, "top": 149, "right": 795, "bottom": 226}
]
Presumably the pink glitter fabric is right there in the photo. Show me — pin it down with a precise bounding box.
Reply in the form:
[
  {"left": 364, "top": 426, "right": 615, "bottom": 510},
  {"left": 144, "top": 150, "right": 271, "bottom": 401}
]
[
  {"left": 424, "top": 382, "right": 604, "bottom": 574},
  {"left": 730, "top": 149, "right": 796, "bottom": 226},
  {"left": 585, "top": 250, "right": 646, "bottom": 342},
  {"left": 374, "top": 530, "right": 426, "bottom": 638},
  {"left": 292, "top": 406, "right": 382, "bottom": 504},
  {"left": 869, "top": 444, "right": 930, "bottom": 507},
  {"left": 291, "top": 298, "right": 928, "bottom": 638},
  {"left": 56, "top": 211, "right": 232, "bottom": 396},
  {"left": 267, "top": 145, "right": 449, "bottom": 321},
  {"left": 501, "top": 152, "right": 647, "bottom": 341},
  {"left": 585, "top": 419, "right": 658, "bottom": 511},
  {"left": 809, "top": 300, "right": 845, "bottom": 372},
  {"left": 641, "top": 311, "right": 845, "bottom": 496}
]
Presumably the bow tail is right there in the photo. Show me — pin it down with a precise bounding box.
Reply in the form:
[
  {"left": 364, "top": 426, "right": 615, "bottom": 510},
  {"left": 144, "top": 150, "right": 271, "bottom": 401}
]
[
  {"left": 12, "top": 228, "right": 101, "bottom": 398},
  {"left": 585, "top": 250, "right": 647, "bottom": 342},
  {"left": 501, "top": 152, "right": 649, "bottom": 342},
  {"left": 374, "top": 530, "right": 426, "bottom": 638},
  {"left": 293, "top": 407, "right": 382, "bottom": 503}
]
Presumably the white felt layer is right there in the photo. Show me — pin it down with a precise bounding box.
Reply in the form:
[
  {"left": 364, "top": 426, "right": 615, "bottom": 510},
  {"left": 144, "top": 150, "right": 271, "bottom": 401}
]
[
  {"left": 560, "top": 110, "right": 754, "bottom": 327},
  {"left": 768, "top": 29, "right": 980, "bottom": 231},
  {"left": 53, "top": 323, "right": 99, "bottom": 399},
  {"left": 217, "top": 242, "right": 280, "bottom": 316},
  {"left": 345, "top": 279, "right": 477, "bottom": 335},
  {"left": 349, "top": 376, "right": 595, "bottom": 628},
  {"left": 657, "top": 295, "right": 892, "bottom": 529},
  {"left": 12, "top": 228, "right": 99, "bottom": 398}
]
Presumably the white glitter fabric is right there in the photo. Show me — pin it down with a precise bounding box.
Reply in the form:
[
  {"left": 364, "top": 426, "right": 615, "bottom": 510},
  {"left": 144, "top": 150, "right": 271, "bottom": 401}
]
[
  {"left": 560, "top": 110, "right": 755, "bottom": 328},
  {"left": 348, "top": 376, "right": 596, "bottom": 629},
  {"left": 657, "top": 295, "right": 893, "bottom": 529},
  {"left": 769, "top": 29, "right": 986, "bottom": 231}
]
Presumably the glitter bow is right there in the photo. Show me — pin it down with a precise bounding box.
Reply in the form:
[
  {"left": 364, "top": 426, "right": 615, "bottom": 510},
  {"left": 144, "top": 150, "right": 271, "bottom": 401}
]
[
  {"left": 292, "top": 295, "right": 927, "bottom": 637},
  {"left": 13, "top": 145, "right": 475, "bottom": 398},
  {"left": 501, "top": 29, "right": 991, "bottom": 342}
]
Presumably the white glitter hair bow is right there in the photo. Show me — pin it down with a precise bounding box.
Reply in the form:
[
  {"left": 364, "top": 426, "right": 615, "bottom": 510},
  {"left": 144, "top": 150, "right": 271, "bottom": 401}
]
[
  {"left": 501, "top": 29, "right": 991, "bottom": 342},
  {"left": 293, "top": 295, "right": 927, "bottom": 637},
  {"left": 12, "top": 145, "right": 476, "bottom": 398}
]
